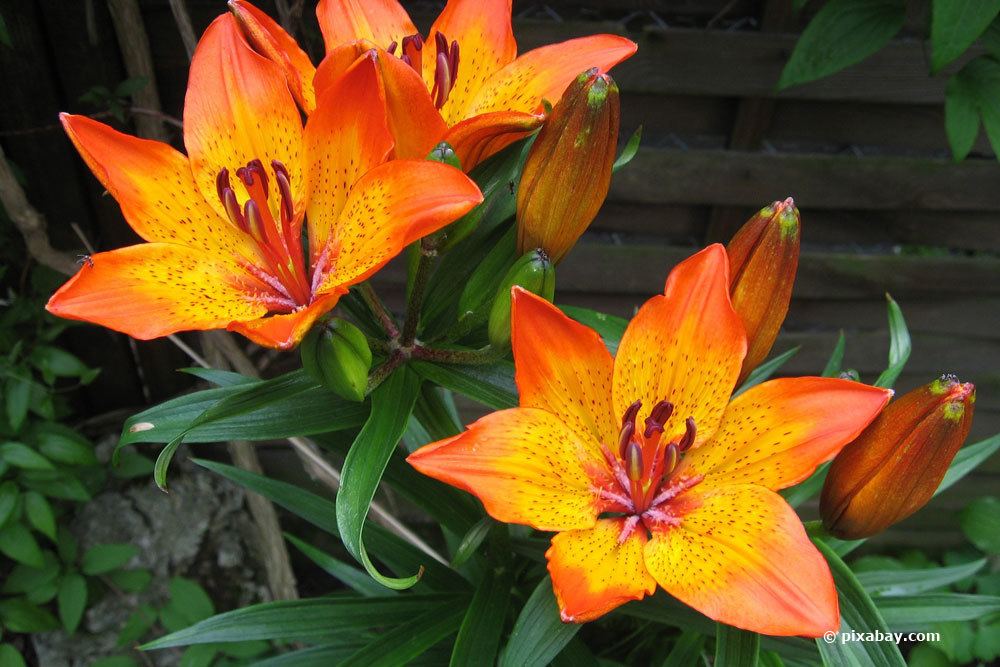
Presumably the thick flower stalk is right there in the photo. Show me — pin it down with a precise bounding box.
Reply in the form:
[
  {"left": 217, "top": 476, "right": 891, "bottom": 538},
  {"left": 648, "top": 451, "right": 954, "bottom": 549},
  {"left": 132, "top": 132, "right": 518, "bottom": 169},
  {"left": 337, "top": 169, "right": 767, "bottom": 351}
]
[
  {"left": 516, "top": 69, "right": 620, "bottom": 263},
  {"left": 47, "top": 15, "right": 481, "bottom": 349},
  {"left": 409, "top": 245, "right": 891, "bottom": 634},
  {"left": 229, "top": 0, "right": 637, "bottom": 169},
  {"left": 727, "top": 198, "right": 800, "bottom": 383},
  {"left": 820, "top": 374, "right": 976, "bottom": 539}
]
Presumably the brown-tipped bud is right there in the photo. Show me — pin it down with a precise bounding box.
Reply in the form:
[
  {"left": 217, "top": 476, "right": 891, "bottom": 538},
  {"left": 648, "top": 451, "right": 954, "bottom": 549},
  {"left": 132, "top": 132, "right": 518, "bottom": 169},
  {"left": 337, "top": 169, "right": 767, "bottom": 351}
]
[
  {"left": 820, "top": 375, "right": 976, "bottom": 540},
  {"left": 229, "top": 0, "right": 316, "bottom": 112},
  {"left": 516, "top": 68, "right": 620, "bottom": 264},
  {"left": 727, "top": 198, "right": 800, "bottom": 384}
]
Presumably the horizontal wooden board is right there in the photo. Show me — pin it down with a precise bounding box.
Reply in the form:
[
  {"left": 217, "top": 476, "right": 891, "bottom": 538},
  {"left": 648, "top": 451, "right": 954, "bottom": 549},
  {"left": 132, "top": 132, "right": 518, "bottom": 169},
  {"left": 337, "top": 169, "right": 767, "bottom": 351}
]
[
  {"left": 611, "top": 147, "right": 1000, "bottom": 210},
  {"left": 516, "top": 22, "right": 974, "bottom": 105}
]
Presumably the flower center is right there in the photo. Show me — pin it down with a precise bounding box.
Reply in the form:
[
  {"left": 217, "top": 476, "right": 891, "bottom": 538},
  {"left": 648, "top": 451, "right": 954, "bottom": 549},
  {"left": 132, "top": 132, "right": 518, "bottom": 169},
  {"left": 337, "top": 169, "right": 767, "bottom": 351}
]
[
  {"left": 595, "top": 399, "right": 703, "bottom": 543},
  {"left": 215, "top": 160, "right": 329, "bottom": 312},
  {"left": 388, "top": 32, "right": 460, "bottom": 109}
]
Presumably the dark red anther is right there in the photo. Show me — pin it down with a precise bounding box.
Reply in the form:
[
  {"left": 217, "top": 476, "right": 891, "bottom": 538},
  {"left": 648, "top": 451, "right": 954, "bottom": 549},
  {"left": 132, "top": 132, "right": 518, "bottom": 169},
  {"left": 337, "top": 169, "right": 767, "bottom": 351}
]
[
  {"left": 244, "top": 199, "right": 264, "bottom": 239},
  {"left": 401, "top": 34, "right": 423, "bottom": 74},
  {"left": 387, "top": 40, "right": 398, "bottom": 55},
  {"left": 644, "top": 400, "right": 674, "bottom": 438},
  {"left": 271, "top": 160, "right": 294, "bottom": 221},
  {"left": 622, "top": 400, "right": 642, "bottom": 428},
  {"left": 401, "top": 54, "right": 412, "bottom": 67},
  {"left": 237, "top": 159, "right": 269, "bottom": 195},
  {"left": 448, "top": 40, "right": 460, "bottom": 83},
  {"left": 435, "top": 31, "right": 448, "bottom": 56},
  {"left": 625, "top": 441, "right": 643, "bottom": 482},
  {"left": 678, "top": 417, "right": 697, "bottom": 452},
  {"left": 222, "top": 188, "right": 245, "bottom": 230},
  {"left": 662, "top": 443, "right": 679, "bottom": 476},
  {"left": 216, "top": 168, "right": 231, "bottom": 202},
  {"left": 433, "top": 52, "right": 451, "bottom": 108},
  {"left": 618, "top": 420, "right": 635, "bottom": 459}
]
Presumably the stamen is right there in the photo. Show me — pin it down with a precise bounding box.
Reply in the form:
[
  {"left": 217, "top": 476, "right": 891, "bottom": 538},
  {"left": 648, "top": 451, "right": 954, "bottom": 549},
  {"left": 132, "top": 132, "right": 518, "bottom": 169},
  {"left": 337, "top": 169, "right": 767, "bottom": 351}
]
[
  {"left": 386, "top": 40, "right": 398, "bottom": 55},
  {"left": 448, "top": 40, "right": 460, "bottom": 84},
  {"left": 592, "top": 486, "right": 634, "bottom": 513},
  {"left": 643, "top": 400, "right": 674, "bottom": 438},
  {"left": 310, "top": 244, "right": 330, "bottom": 296},
  {"left": 662, "top": 443, "right": 679, "bottom": 477},
  {"left": 215, "top": 168, "right": 231, "bottom": 202},
  {"left": 401, "top": 34, "right": 423, "bottom": 74},
  {"left": 271, "top": 160, "right": 294, "bottom": 222},
  {"left": 432, "top": 52, "right": 451, "bottom": 108},
  {"left": 625, "top": 441, "right": 643, "bottom": 482},
  {"left": 617, "top": 420, "right": 635, "bottom": 459},
  {"left": 649, "top": 474, "right": 703, "bottom": 508},
  {"left": 244, "top": 199, "right": 265, "bottom": 241},
  {"left": 678, "top": 417, "right": 697, "bottom": 452},
  {"left": 244, "top": 262, "right": 294, "bottom": 301},
  {"left": 622, "top": 400, "right": 642, "bottom": 428},
  {"left": 222, "top": 188, "right": 246, "bottom": 231},
  {"left": 618, "top": 515, "right": 641, "bottom": 545}
]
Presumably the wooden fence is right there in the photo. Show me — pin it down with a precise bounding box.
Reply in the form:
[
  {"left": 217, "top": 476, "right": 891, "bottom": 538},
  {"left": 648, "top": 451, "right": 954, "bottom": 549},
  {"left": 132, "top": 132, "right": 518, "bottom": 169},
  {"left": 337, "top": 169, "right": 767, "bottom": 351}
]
[{"left": 1, "top": 0, "right": 998, "bottom": 547}]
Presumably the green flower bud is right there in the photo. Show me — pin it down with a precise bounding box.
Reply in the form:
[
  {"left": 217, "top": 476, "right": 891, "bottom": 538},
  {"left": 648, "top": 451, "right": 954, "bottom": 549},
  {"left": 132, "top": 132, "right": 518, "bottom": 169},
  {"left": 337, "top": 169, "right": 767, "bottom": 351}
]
[
  {"left": 427, "top": 141, "right": 462, "bottom": 170},
  {"left": 300, "top": 319, "right": 372, "bottom": 402},
  {"left": 487, "top": 249, "right": 556, "bottom": 348}
]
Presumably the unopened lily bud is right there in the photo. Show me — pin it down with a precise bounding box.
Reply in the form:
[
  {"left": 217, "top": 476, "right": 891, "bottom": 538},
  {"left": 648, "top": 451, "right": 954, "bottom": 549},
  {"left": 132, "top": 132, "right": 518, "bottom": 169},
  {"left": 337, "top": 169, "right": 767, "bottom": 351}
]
[
  {"left": 516, "top": 68, "right": 619, "bottom": 263},
  {"left": 820, "top": 375, "right": 976, "bottom": 539},
  {"left": 300, "top": 319, "right": 372, "bottom": 402},
  {"left": 229, "top": 1, "right": 316, "bottom": 112},
  {"left": 727, "top": 198, "right": 800, "bottom": 384},
  {"left": 488, "top": 250, "right": 556, "bottom": 348}
]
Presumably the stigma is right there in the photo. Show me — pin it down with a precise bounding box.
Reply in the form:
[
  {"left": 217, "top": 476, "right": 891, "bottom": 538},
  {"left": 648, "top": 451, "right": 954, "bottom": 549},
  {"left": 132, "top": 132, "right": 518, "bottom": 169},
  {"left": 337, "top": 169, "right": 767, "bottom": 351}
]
[
  {"left": 215, "top": 159, "right": 323, "bottom": 311},
  {"left": 597, "top": 398, "right": 703, "bottom": 541}
]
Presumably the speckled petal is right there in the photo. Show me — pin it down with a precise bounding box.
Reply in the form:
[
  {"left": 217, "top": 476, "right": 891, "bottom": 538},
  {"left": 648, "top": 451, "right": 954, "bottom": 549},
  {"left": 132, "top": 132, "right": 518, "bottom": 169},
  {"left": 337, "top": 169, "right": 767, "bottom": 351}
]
[
  {"left": 612, "top": 244, "right": 747, "bottom": 448},
  {"left": 184, "top": 14, "right": 304, "bottom": 222},
  {"left": 426, "top": 0, "right": 517, "bottom": 125},
  {"left": 407, "top": 407, "right": 604, "bottom": 531},
  {"left": 46, "top": 243, "right": 265, "bottom": 339},
  {"left": 511, "top": 289, "right": 617, "bottom": 452},
  {"left": 304, "top": 53, "right": 394, "bottom": 267},
  {"left": 314, "top": 44, "right": 448, "bottom": 161},
  {"left": 316, "top": 0, "right": 417, "bottom": 53},
  {"left": 643, "top": 484, "right": 839, "bottom": 637},
  {"left": 315, "top": 160, "right": 481, "bottom": 291},
  {"left": 442, "top": 109, "right": 543, "bottom": 170},
  {"left": 464, "top": 34, "right": 636, "bottom": 118},
  {"left": 678, "top": 377, "right": 892, "bottom": 490},
  {"left": 59, "top": 113, "right": 264, "bottom": 268},
  {"left": 546, "top": 518, "right": 656, "bottom": 622},
  {"left": 228, "top": 290, "right": 346, "bottom": 350}
]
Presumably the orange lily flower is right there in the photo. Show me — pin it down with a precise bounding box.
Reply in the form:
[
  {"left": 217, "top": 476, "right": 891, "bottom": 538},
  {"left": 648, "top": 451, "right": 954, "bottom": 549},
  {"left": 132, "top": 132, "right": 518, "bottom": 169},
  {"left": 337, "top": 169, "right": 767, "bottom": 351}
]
[
  {"left": 409, "top": 245, "right": 892, "bottom": 635},
  {"left": 47, "top": 14, "right": 481, "bottom": 349},
  {"left": 229, "top": 0, "right": 637, "bottom": 169}
]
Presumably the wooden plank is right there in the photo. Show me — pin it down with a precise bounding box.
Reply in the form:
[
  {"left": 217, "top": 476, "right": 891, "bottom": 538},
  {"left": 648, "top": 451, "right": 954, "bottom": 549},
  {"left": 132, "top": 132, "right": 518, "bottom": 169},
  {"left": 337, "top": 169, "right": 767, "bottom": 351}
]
[
  {"left": 554, "top": 242, "right": 1000, "bottom": 299},
  {"left": 611, "top": 148, "right": 1000, "bottom": 211},
  {"left": 515, "top": 22, "right": 974, "bottom": 105},
  {"left": 592, "top": 202, "right": 1000, "bottom": 252}
]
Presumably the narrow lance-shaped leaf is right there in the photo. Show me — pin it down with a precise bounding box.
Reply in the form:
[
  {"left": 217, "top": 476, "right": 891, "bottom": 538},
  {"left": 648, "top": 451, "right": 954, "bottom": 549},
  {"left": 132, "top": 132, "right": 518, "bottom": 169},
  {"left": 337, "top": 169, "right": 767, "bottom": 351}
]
[
  {"left": 337, "top": 368, "right": 424, "bottom": 590},
  {"left": 499, "top": 577, "right": 580, "bottom": 667},
  {"left": 874, "top": 294, "right": 909, "bottom": 389},
  {"left": 715, "top": 624, "right": 760, "bottom": 667}
]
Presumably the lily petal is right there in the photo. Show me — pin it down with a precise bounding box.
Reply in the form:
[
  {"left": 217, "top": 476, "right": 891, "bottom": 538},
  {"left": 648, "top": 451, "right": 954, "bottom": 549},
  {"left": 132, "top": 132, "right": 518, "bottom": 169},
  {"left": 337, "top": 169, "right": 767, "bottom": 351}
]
[
  {"left": 316, "top": 160, "right": 482, "bottom": 291},
  {"left": 407, "top": 407, "right": 602, "bottom": 531},
  {"left": 464, "top": 34, "right": 637, "bottom": 118},
  {"left": 428, "top": 0, "right": 517, "bottom": 125},
  {"left": 315, "top": 44, "right": 447, "bottom": 160},
  {"left": 644, "top": 484, "right": 838, "bottom": 637},
  {"left": 512, "top": 288, "right": 616, "bottom": 450},
  {"left": 442, "top": 110, "right": 544, "bottom": 170},
  {"left": 316, "top": 0, "right": 416, "bottom": 53},
  {"left": 59, "top": 113, "right": 263, "bottom": 267},
  {"left": 680, "top": 377, "right": 892, "bottom": 490},
  {"left": 184, "top": 14, "right": 304, "bottom": 221},
  {"left": 228, "top": 291, "right": 345, "bottom": 350},
  {"left": 46, "top": 244, "right": 265, "bottom": 339},
  {"left": 229, "top": 0, "right": 317, "bottom": 112},
  {"left": 304, "top": 53, "right": 394, "bottom": 267},
  {"left": 546, "top": 518, "right": 656, "bottom": 623},
  {"left": 612, "top": 244, "right": 746, "bottom": 447}
]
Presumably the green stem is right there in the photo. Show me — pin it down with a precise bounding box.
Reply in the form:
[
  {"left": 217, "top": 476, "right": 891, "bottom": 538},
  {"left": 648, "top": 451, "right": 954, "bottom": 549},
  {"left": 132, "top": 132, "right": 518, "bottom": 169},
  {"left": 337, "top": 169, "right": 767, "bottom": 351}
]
[
  {"left": 412, "top": 345, "right": 504, "bottom": 365},
  {"left": 401, "top": 237, "right": 439, "bottom": 346},
  {"left": 358, "top": 282, "right": 398, "bottom": 339}
]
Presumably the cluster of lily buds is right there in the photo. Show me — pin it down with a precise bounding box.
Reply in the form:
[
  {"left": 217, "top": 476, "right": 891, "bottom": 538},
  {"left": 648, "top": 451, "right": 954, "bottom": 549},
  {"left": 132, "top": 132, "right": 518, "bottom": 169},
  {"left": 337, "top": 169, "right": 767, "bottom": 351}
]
[
  {"left": 820, "top": 375, "right": 976, "bottom": 539},
  {"left": 726, "top": 198, "right": 801, "bottom": 384},
  {"left": 516, "top": 68, "right": 620, "bottom": 263}
]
